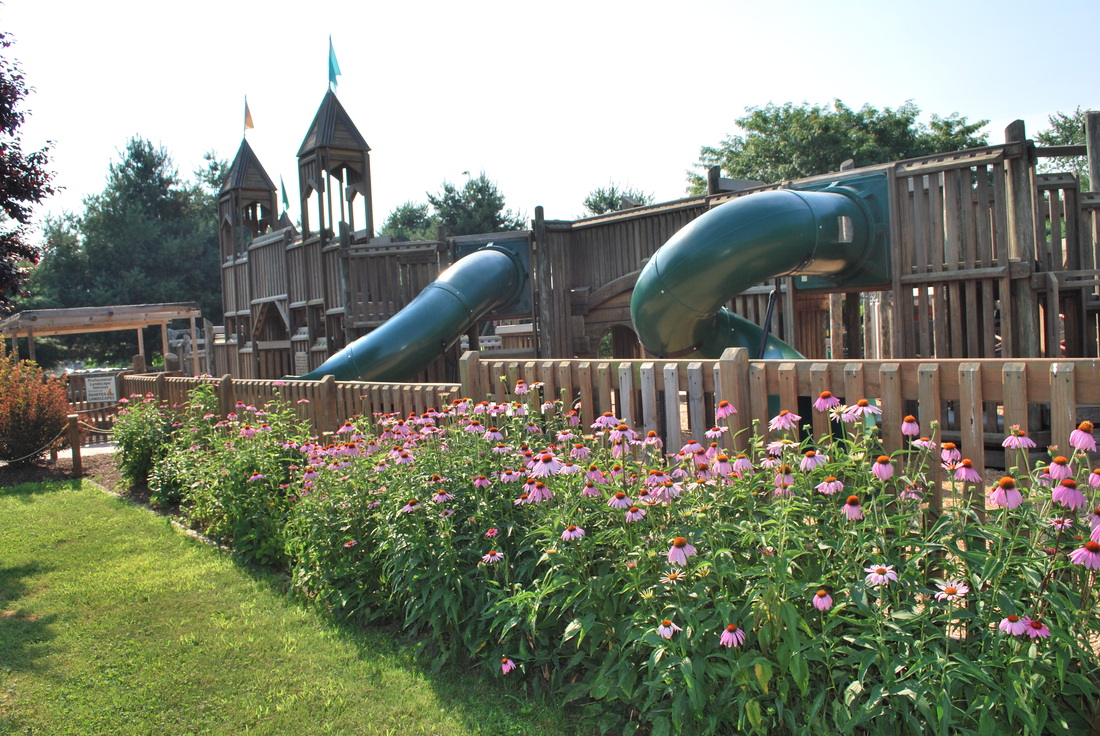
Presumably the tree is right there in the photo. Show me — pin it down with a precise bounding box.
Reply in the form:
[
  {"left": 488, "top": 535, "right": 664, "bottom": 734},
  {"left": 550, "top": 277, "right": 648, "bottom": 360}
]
[
  {"left": 688, "top": 100, "right": 988, "bottom": 193},
  {"left": 426, "top": 172, "right": 525, "bottom": 237},
  {"left": 581, "top": 184, "right": 654, "bottom": 217},
  {"left": 379, "top": 201, "right": 439, "bottom": 242},
  {"left": 22, "top": 138, "right": 224, "bottom": 364},
  {"left": 1035, "top": 108, "right": 1090, "bottom": 189},
  {"left": 0, "top": 32, "right": 54, "bottom": 311}
]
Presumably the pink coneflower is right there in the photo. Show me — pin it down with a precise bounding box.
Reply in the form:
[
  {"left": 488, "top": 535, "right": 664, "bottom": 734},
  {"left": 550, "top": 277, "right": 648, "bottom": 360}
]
[
  {"left": 591, "top": 411, "right": 619, "bottom": 430},
  {"left": 988, "top": 477, "right": 1023, "bottom": 510},
  {"left": 1026, "top": 618, "right": 1051, "bottom": 638},
  {"left": 530, "top": 452, "right": 563, "bottom": 477},
  {"left": 716, "top": 400, "right": 737, "bottom": 419},
  {"left": 659, "top": 570, "right": 685, "bottom": 585},
  {"left": 1052, "top": 479, "right": 1087, "bottom": 510},
  {"left": 501, "top": 657, "right": 516, "bottom": 674},
  {"left": 529, "top": 481, "right": 553, "bottom": 504},
  {"left": 566, "top": 410, "right": 581, "bottom": 426},
  {"left": 482, "top": 427, "right": 504, "bottom": 442},
  {"left": 570, "top": 443, "right": 591, "bottom": 461},
  {"left": 609, "top": 424, "right": 638, "bottom": 443},
  {"left": 431, "top": 491, "right": 454, "bottom": 504},
  {"left": 864, "top": 564, "right": 898, "bottom": 587},
  {"left": 655, "top": 481, "right": 683, "bottom": 504},
  {"left": 732, "top": 455, "right": 754, "bottom": 478},
  {"left": 561, "top": 525, "right": 586, "bottom": 541},
  {"left": 872, "top": 455, "right": 894, "bottom": 481},
  {"left": 816, "top": 476, "right": 844, "bottom": 495},
  {"left": 940, "top": 442, "right": 961, "bottom": 465},
  {"left": 1068, "top": 540, "right": 1100, "bottom": 570},
  {"left": 581, "top": 481, "right": 602, "bottom": 498},
  {"left": 337, "top": 421, "right": 356, "bottom": 434},
  {"left": 343, "top": 540, "right": 358, "bottom": 548},
  {"left": 1089, "top": 469, "right": 1100, "bottom": 489},
  {"left": 668, "top": 537, "right": 697, "bottom": 566},
  {"left": 395, "top": 451, "right": 415, "bottom": 465},
  {"left": 813, "top": 391, "right": 840, "bottom": 413},
  {"left": 842, "top": 495, "right": 864, "bottom": 521},
  {"left": 954, "top": 459, "right": 983, "bottom": 483},
  {"left": 1049, "top": 456, "right": 1072, "bottom": 481},
  {"left": 774, "top": 465, "right": 794, "bottom": 488},
  {"left": 513, "top": 493, "right": 531, "bottom": 506},
  {"left": 766, "top": 438, "right": 796, "bottom": 456},
  {"left": 719, "top": 623, "right": 746, "bottom": 648},
  {"left": 499, "top": 469, "right": 522, "bottom": 483},
  {"left": 713, "top": 455, "right": 733, "bottom": 476},
  {"left": 1070, "top": 421, "right": 1097, "bottom": 452},
  {"left": 812, "top": 589, "right": 833, "bottom": 611},
  {"left": 1088, "top": 507, "right": 1100, "bottom": 531},
  {"left": 625, "top": 506, "right": 646, "bottom": 523},
  {"left": 1002, "top": 425, "right": 1037, "bottom": 449},
  {"left": 400, "top": 499, "right": 420, "bottom": 513},
  {"left": 705, "top": 425, "right": 728, "bottom": 440},
  {"left": 1050, "top": 517, "right": 1073, "bottom": 532},
  {"left": 912, "top": 437, "right": 937, "bottom": 451},
  {"left": 901, "top": 415, "right": 920, "bottom": 437},
  {"left": 934, "top": 581, "right": 969, "bottom": 602},
  {"left": 481, "top": 550, "right": 505, "bottom": 565},
  {"left": 248, "top": 471, "right": 265, "bottom": 482},
  {"left": 642, "top": 430, "right": 664, "bottom": 451},
  {"left": 768, "top": 409, "right": 801, "bottom": 432},
  {"left": 485, "top": 527, "right": 499, "bottom": 538},
  {"left": 473, "top": 475, "right": 491, "bottom": 489},
  {"left": 514, "top": 379, "right": 528, "bottom": 395},
  {"left": 656, "top": 619, "right": 682, "bottom": 639},
  {"left": 843, "top": 399, "right": 882, "bottom": 422},
  {"left": 606, "top": 491, "right": 632, "bottom": 509},
  {"left": 999, "top": 614, "right": 1028, "bottom": 636},
  {"left": 586, "top": 465, "right": 608, "bottom": 484},
  {"left": 801, "top": 449, "right": 827, "bottom": 471},
  {"left": 773, "top": 484, "right": 794, "bottom": 498}
]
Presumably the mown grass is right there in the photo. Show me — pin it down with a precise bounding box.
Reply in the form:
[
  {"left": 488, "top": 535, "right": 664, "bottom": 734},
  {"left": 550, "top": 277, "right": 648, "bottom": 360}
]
[{"left": 0, "top": 480, "right": 582, "bottom": 736}]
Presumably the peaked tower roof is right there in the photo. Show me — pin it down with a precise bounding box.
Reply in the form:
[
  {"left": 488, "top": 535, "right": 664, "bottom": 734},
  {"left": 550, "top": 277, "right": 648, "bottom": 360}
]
[
  {"left": 221, "top": 139, "right": 277, "bottom": 194},
  {"left": 298, "top": 89, "right": 370, "bottom": 156}
]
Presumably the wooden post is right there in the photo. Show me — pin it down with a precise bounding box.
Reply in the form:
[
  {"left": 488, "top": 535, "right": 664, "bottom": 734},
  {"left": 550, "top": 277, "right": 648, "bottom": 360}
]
[
  {"left": 161, "top": 322, "right": 170, "bottom": 369},
  {"left": 27, "top": 327, "right": 35, "bottom": 362},
  {"left": 1086, "top": 110, "right": 1100, "bottom": 192},
  {"left": 707, "top": 166, "right": 721, "bottom": 196},
  {"left": 958, "top": 363, "right": 985, "bottom": 522},
  {"left": 189, "top": 315, "right": 199, "bottom": 376},
  {"left": 1004, "top": 120, "right": 1041, "bottom": 358},
  {"left": 319, "top": 374, "right": 338, "bottom": 434},
  {"left": 67, "top": 414, "right": 82, "bottom": 478},
  {"left": 216, "top": 374, "right": 234, "bottom": 417},
  {"left": 534, "top": 206, "right": 552, "bottom": 359},
  {"left": 459, "top": 350, "right": 480, "bottom": 399},
  {"left": 136, "top": 327, "right": 145, "bottom": 362}
]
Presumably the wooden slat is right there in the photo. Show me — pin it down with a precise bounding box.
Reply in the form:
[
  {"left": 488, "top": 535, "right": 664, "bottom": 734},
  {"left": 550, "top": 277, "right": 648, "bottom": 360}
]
[
  {"left": 958, "top": 363, "right": 985, "bottom": 519},
  {"left": 917, "top": 363, "right": 944, "bottom": 514},
  {"left": 663, "top": 363, "right": 682, "bottom": 452},
  {"left": 639, "top": 362, "right": 659, "bottom": 437},
  {"left": 879, "top": 363, "right": 903, "bottom": 454},
  {"left": 1049, "top": 361, "right": 1076, "bottom": 451},
  {"left": 748, "top": 362, "right": 768, "bottom": 438},
  {"left": 686, "top": 362, "right": 706, "bottom": 443},
  {"left": 618, "top": 362, "right": 635, "bottom": 429},
  {"left": 809, "top": 363, "right": 831, "bottom": 440}
]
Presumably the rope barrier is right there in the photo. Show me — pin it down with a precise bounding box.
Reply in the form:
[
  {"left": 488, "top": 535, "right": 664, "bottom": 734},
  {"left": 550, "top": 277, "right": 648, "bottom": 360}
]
[{"left": 0, "top": 425, "right": 70, "bottom": 465}]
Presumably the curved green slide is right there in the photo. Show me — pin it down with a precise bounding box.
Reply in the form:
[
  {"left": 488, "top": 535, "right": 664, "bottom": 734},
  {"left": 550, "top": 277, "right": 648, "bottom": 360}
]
[
  {"left": 630, "top": 187, "right": 879, "bottom": 360},
  {"left": 296, "top": 244, "right": 526, "bottom": 381}
]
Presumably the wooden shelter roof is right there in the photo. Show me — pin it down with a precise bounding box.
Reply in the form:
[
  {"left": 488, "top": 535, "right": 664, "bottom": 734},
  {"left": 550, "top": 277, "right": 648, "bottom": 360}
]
[
  {"left": 221, "top": 139, "right": 276, "bottom": 194},
  {"left": 297, "top": 90, "right": 370, "bottom": 156},
  {"left": 0, "top": 303, "right": 201, "bottom": 338}
]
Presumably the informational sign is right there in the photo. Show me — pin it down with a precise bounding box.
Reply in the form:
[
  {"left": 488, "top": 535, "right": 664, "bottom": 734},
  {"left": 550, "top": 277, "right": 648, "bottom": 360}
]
[{"left": 84, "top": 374, "right": 118, "bottom": 404}]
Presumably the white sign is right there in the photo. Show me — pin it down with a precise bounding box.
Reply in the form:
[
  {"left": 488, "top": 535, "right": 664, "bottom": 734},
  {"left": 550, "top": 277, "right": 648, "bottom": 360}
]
[{"left": 84, "top": 375, "right": 118, "bottom": 403}]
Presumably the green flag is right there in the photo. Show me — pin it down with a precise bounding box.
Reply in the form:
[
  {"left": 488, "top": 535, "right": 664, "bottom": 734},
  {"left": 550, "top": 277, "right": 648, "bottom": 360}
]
[
  {"left": 328, "top": 36, "right": 341, "bottom": 91},
  {"left": 280, "top": 176, "right": 290, "bottom": 213}
]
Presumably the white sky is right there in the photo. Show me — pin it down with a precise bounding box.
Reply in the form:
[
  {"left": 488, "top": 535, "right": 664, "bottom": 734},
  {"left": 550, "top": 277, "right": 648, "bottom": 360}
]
[{"left": 6, "top": 0, "right": 1098, "bottom": 236}]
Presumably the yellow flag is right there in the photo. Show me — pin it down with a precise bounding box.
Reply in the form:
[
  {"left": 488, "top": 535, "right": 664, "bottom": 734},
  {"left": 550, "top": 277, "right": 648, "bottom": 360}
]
[{"left": 244, "top": 99, "right": 255, "bottom": 130}]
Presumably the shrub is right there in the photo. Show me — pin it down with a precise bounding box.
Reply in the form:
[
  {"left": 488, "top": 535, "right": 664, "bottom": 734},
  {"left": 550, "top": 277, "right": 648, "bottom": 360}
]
[
  {"left": 0, "top": 354, "right": 70, "bottom": 466},
  {"left": 112, "top": 392, "right": 172, "bottom": 488}
]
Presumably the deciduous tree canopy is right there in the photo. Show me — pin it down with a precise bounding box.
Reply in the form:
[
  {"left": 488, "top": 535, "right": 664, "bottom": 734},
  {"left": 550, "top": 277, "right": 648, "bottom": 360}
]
[
  {"left": 1035, "top": 107, "right": 1090, "bottom": 189},
  {"left": 581, "top": 184, "right": 653, "bottom": 217},
  {"left": 688, "top": 100, "right": 988, "bottom": 193}
]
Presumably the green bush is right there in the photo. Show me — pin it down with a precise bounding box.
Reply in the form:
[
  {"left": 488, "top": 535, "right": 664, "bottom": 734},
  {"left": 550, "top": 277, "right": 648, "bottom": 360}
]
[
  {"left": 112, "top": 392, "right": 172, "bottom": 487},
  {"left": 0, "top": 354, "right": 70, "bottom": 466}
]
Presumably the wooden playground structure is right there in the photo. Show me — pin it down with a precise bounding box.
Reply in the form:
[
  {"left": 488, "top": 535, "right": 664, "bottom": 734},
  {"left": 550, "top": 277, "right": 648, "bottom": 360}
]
[{"left": 210, "top": 95, "right": 1100, "bottom": 383}]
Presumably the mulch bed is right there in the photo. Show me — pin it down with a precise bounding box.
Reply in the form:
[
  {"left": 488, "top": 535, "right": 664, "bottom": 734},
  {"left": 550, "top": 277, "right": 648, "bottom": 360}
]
[{"left": 0, "top": 452, "right": 127, "bottom": 496}]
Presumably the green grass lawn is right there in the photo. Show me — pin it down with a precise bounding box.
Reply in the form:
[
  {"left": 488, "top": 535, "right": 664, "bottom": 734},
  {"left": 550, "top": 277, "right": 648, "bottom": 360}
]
[{"left": 0, "top": 480, "right": 581, "bottom": 735}]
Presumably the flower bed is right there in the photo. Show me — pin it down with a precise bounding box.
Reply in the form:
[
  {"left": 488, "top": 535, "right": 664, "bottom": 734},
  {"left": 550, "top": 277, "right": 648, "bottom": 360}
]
[{"left": 114, "top": 384, "right": 1100, "bottom": 735}]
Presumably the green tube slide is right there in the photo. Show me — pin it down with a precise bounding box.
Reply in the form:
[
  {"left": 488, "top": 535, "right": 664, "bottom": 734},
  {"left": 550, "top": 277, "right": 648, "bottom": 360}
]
[
  {"left": 296, "top": 244, "right": 526, "bottom": 382},
  {"left": 630, "top": 188, "right": 877, "bottom": 360}
]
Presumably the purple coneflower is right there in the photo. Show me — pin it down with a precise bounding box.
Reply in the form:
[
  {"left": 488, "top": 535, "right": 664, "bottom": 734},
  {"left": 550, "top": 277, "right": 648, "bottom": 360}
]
[
  {"left": 999, "top": 614, "right": 1028, "bottom": 636},
  {"left": 482, "top": 427, "right": 504, "bottom": 442},
  {"left": 1068, "top": 540, "right": 1100, "bottom": 570},
  {"left": 586, "top": 465, "right": 608, "bottom": 484},
  {"left": 1026, "top": 618, "right": 1051, "bottom": 639},
  {"left": 719, "top": 623, "right": 746, "bottom": 648},
  {"left": 816, "top": 476, "right": 843, "bottom": 495},
  {"left": 988, "top": 477, "right": 1023, "bottom": 510},
  {"left": 934, "top": 581, "right": 969, "bottom": 602},
  {"left": 337, "top": 421, "right": 356, "bottom": 434},
  {"left": 842, "top": 495, "right": 864, "bottom": 521},
  {"left": 1052, "top": 479, "right": 1087, "bottom": 510},
  {"left": 713, "top": 455, "right": 733, "bottom": 476},
  {"left": 774, "top": 465, "right": 794, "bottom": 488},
  {"left": 530, "top": 452, "right": 563, "bottom": 477},
  {"left": 768, "top": 409, "right": 801, "bottom": 432},
  {"left": 581, "top": 481, "right": 602, "bottom": 498},
  {"left": 1070, "top": 421, "right": 1097, "bottom": 452},
  {"left": 514, "top": 379, "right": 528, "bottom": 395},
  {"left": 872, "top": 455, "right": 894, "bottom": 482},
  {"left": 901, "top": 415, "right": 920, "bottom": 437},
  {"left": 864, "top": 563, "right": 898, "bottom": 587},
  {"left": 940, "top": 442, "right": 961, "bottom": 465},
  {"left": 705, "top": 425, "right": 727, "bottom": 439},
  {"left": 1002, "top": 425, "right": 1037, "bottom": 449},
  {"left": 400, "top": 499, "right": 420, "bottom": 513},
  {"left": 800, "top": 449, "right": 827, "bottom": 471},
  {"left": 248, "top": 471, "right": 265, "bottom": 482},
  {"left": 608, "top": 491, "right": 632, "bottom": 509},
  {"left": 561, "top": 525, "right": 585, "bottom": 541},
  {"left": 912, "top": 437, "right": 937, "bottom": 451},
  {"left": 570, "top": 443, "right": 591, "bottom": 461},
  {"left": 843, "top": 399, "right": 882, "bottom": 422},
  {"left": 1088, "top": 507, "right": 1100, "bottom": 531},
  {"left": 732, "top": 455, "right": 754, "bottom": 478},
  {"left": 1089, "top": 469, "right": 1100, "bottom": 489},
  {"left": 529, "top": 481, "right": 553, "bottom": 504},
  {"left": 668, "top": 537, "right": 697, "bottom": 566},
  {"left": 1049, "top": 456, "right": 1072, "bottom": 481},
  {"left": 954, "top": 459, "right": 983, "bottom": 483},
  {"left": 625, "top": 506, "right": 646, "bottom": 523},
  {"left": 485, "top": 527, "right": 499, "bottom": 538},
  {"left": 812, "top": 589, "right": 833, "bottom": 611},
  {"left": 501, "top": 657, "right": 516, "bottom": 674},
  {"left": 591, "top": 411, "right": 619, "bottom": 430},
  {"left": 344, "top": 540, "right": 358, "bottom": 548},
  {"left": 656, "top": 619, "right": 682, "bottom": 639},
  {"left": 431, "top": 491, "right": 454, "bottom": 504},
  {"left": 813, "top": 391, "right": 840, "bottom": 413},
  {"left": 716, "top": 400, "right": 737, "bottom": 419},
  {"left": 1050, "top": 517, "right": 1073, "bottom": 531},
  {"left": 473, "top": 475, "right": 491, "bottom": 489},
  {"left": 481, "top": 550, "right": 504, "bottom": 565}
]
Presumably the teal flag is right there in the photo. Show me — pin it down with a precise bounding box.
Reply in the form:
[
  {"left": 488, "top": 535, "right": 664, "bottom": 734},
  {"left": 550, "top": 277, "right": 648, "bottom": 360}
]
[
  {"left": 280, "top": 176, "right": 290, "bottom": 213},
  {"left": 328, "top": 36, "right": 341, "bottom": 90}
]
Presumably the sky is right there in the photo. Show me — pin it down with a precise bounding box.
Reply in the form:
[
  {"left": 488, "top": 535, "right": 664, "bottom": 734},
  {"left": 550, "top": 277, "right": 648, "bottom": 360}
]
[{"left": 5, "top": 0, "right": 1098, "bottom": 236}]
